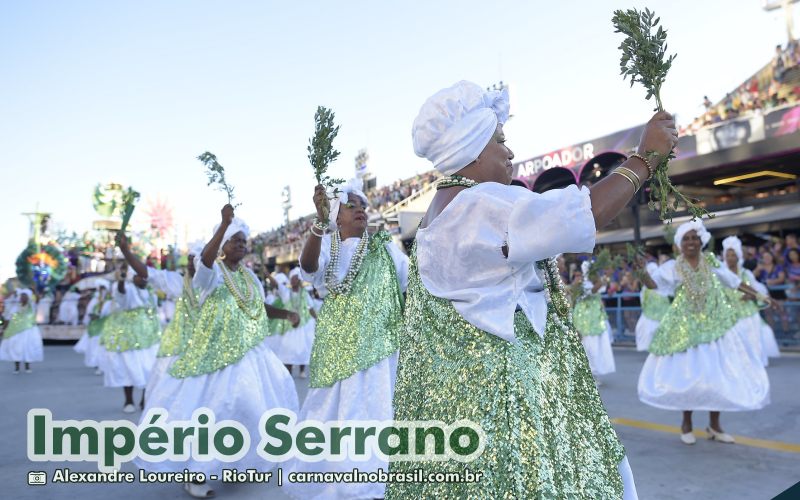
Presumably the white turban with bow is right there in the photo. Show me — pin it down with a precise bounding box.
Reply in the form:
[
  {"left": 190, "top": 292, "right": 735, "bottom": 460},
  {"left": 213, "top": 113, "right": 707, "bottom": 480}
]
[
  {"left": 212, "top": 217, "right": 250, "bottom": 248},
  {"left": 674, "top": 219, "right": 711, "bottom": 250},
  {"left": 722, "top": 235, "right": 743, "bottom": 265},
  {"left": 273, "top": 272, "right": 289, "bottom": 287},
  {"left": 16, "top": 288, "right": 33, "bottom": 299},
  {"left": 412, "top": 80, "right": 510, "bottom": 175},
  {"left": 289, "top": 267, "right": 303, "bottom": 280},
  {"left": 329, "top": 178, "right": 368, "bottom": 229}
]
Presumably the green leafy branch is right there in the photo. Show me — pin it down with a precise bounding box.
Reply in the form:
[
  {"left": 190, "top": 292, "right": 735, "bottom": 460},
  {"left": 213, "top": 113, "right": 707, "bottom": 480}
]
[
  {"left": 587, "top": 248, "right": 624, "bottom": 282},
  {"left": 613, "top": 8, "right": 710, "bottom": 222},
  {"left": 115, "top": 187, "right": 140, "bottom": 245},
  {"left": 198, "top": 152, "right": 239, "bottom": 207}
]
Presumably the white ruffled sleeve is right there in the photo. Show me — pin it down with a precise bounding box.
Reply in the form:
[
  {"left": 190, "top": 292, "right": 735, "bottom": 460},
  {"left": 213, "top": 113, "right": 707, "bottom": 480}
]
[
  {"left": 147, "top": 267, "right": 184, "bottom": 299},
  {"left": 712, "top": 262, "right": 742, "bottom": 289},
  {"left": 417, "top": 182, "right": 596, "bottom": 343},
  {"left": 744, "top": 269, "right": 768, "bottom": 295},
  {"left": 384, "top": 242, "right": 410, "bottom": 293},
  {"left": 506, "top": 184, "right": 596, "bottom": 264},
  {"left": 192, "top": 261, "right": 220, "bottom": 304},
  {"left": 300, "top": 234, "right": 330, "bottom": 292}
]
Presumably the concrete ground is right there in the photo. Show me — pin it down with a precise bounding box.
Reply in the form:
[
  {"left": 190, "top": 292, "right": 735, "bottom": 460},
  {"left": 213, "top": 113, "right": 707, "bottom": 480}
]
[{"left": 0, "top": 345, "right": 797, "bottom": 499}]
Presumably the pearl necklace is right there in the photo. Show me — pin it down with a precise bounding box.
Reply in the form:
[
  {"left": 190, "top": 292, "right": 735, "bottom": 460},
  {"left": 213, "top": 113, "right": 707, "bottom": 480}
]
[
  {"left": 218, "top": 259, "right": 261, "bottom": 319},
  {"left": 676, "top": 255, "right": 710, "bottom": 313},
  {"left": 325, "top": 229, "right": 369, "bottom": 295},
  {"left": 436, "top": 174, "right": 479, "bottom": 190}
]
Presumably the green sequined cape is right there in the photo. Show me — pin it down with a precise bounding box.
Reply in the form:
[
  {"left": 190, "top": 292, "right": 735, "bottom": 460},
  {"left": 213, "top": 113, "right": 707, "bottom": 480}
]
[
  {"left": 3, "top": 305, "right": 36, "bottom": 339},
  {"left": 157, "top": 280, "right": 200, "bottom": 358},
  {"left": 309, "top": 231, "right": 404, "bottom": 389},
  {"left": 572, "top": 293, "right": 608, "bottom": 336},
  {"left": 387, "top": 250, "right": 625, "bottom": 500},
  {"left": 99, "top": 307, "right": 162, "bottom": 352},
  {"left": 648, "top": 254, "right": 742, "bottom": 356},
  {"left": 169, "top": 268, "right": 269, "bottom": 378},
  {"left": 641, "top": 288, "right": 671, "bottom": 321},
  {"left": 268, "top": 296, "right": 291, "bottom": 336}
]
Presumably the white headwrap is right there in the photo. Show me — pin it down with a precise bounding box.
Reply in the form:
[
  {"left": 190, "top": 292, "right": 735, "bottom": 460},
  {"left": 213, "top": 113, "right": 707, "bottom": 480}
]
[
  {"left": 289, "top": 267, "right": 302, "bottom": 280},
  {"left": 329, "top": 178, "right": 368, "bottom": 229},
  {"left": 188, "top": 239, "right": 206, "bottom": 257},
  {"left": 95, "top": 279, "right": 110, "bottom": 290},
  {"left": 722, "top": 235, "right": 743, "bottom": 265},
  {"left": 16, "top": 288, "right": 33, "bottom": 299},
  {"left": 674, "top": 219, "right": 711, "bottom": 250},
  {"left": 274, "top": 272, "right": 289, "bottom": 286},
  {"left": 581, "top": 260, "right": 591, "bottom": 276},
  {"left": 212, "top": 217, "right": 250, "bottom": 248},
  {"left": 412, "top": 81, "right": 510, "bottom": 175}
]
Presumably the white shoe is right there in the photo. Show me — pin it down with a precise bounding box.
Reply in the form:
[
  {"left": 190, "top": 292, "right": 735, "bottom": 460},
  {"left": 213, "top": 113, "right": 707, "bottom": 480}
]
[
  {"left": 12, "top": 370, "right": 19, "bottom": 375},
  {"left": 707, "top": 427, "right": 735, "bottom": 443},
  {"left": 25, "top": 368, "right": 32, "bottom": 373},
  {"left": 184, "top": 481, "right": 215, "bottom": 498},
  {"left": 299, "top": 371, "right": 308, "bottom": 379},
  {"left": 680, "top": 432, "right": 696, "bottom": 445},
  {"left": 122, "top": 404, "right": 136, "bottom": 414},
  {"left": 94, "top": 368, "right": 103, "bottom": 375}
]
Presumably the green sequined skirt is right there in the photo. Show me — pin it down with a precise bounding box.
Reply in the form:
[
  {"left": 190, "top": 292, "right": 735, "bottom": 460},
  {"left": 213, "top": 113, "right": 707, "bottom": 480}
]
[
  {"left": 389, "top": 269, "right": 625, "bottom": 499},
  {"left": 100, "top": 307, "right": 161, "bottom": 353},
  {"left": 572, "top": 294, "right": 609, "bottom": 336}
]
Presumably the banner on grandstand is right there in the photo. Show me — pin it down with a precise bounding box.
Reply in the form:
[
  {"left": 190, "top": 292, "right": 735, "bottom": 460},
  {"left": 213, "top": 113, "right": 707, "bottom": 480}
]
[{"left": 694, "top": 114, "right": 765, "bottom": 155}]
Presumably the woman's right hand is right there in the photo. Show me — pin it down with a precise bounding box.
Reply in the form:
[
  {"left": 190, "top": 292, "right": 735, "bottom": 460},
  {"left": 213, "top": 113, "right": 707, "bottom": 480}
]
[
  {"left": 313, "top": 185, "right": 330, "bottom": 221},
  {"left": 637, "top": 110, "right": 678, "bottom": 158},
  {"left": 221, "top": 204, "right": 234, "bottom": 226}
]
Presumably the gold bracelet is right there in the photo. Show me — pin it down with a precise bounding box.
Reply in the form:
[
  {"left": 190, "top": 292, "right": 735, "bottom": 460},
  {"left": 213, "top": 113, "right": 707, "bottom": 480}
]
[
  {"left": 628, "top": 153, "right": 654, "bottom": 180},
  {"left": 615, "top": 166, "right": 642, "bottom": 191},
  {"left": 611, "top": 170, "right": 637, "bottom": 194},
  {"left": 613, "top": 168, "right": 640, "bottom": 192}
]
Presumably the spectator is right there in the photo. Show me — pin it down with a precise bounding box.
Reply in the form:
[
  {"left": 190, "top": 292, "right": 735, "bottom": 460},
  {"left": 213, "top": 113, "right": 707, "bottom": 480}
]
[{"left": 755, "top": 251, "right": 785, "bottom": 286}]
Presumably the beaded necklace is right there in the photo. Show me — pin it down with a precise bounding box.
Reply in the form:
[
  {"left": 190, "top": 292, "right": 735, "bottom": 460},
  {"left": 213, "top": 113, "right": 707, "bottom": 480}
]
[
  {"left": 218, "top": 259, "right": 261, "bottom": 319},
  {"left": 325, "top": 229, "right": 369, "bottom": 295},
  {"left": 436, "top": 174, "right": 479, "bottom": 190},
  {"left": 676, "top": 254, "right": 710, "bottom": 312}
]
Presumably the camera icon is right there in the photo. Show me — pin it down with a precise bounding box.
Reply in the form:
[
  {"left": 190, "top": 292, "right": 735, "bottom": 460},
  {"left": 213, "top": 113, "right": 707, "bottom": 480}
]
[{"left": 28, "top": 471, "right": 47, "bottom": 485}]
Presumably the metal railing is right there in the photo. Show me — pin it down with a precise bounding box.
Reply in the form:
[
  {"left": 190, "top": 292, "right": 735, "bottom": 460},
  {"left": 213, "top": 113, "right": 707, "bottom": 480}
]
[{"left": 602, "top": 285, "right": 800, "bottom": 348}]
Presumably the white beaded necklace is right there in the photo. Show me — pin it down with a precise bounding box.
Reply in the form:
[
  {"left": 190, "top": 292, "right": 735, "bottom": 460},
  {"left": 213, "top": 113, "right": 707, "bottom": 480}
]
[
  {"left": 218, "top": 259, "right": 261, "bottom": 319},
  {"left": 324, "top": 229, "right": 369, "bottom": 295}
]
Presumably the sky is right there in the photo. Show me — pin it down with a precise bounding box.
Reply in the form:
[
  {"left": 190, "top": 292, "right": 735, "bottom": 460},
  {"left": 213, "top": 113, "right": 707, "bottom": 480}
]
[{"left": 0, "top": 0, "right": 794, "bottom": 282}]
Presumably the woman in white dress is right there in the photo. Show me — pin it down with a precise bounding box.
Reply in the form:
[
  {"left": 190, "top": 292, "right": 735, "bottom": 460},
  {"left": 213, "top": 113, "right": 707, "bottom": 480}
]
[
  {"left": 284, "top": 179, "right": 409, "bottom": 500},
  {"left": 634, "top": 258, "right": 674, "bottom": 351},
  {"left": 638, "top": 221, "right": 775, "bottom": 445},
  {"left": 721, "top": 235, "right": 780, "bottom": 365},
  {"left": 57, "top": 288, "right": 81, "bottom": 325},
  {"left": 389, "top": 80, "right": 676, "bottom": 499},
  {"left": 73, "top": 281, "right": 112, "bottom": 372},
  {"left": 263, "top": 267, "right": 317, "bottom": 378},
  {"left": 573, "top": 260, "right": 616, "bottom": 377},
  {"left": 100, "top": 267, "right": 161, "bottom": 412},
  {"left": 0, "top": 289, "right": 44, "bottom": 373},
  {"left": 135, "top": 205, "right": 298, "bottom": 499}
]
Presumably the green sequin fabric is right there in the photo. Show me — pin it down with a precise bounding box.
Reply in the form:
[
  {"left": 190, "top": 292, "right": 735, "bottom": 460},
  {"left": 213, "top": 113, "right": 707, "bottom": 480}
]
[
  {"left": 648, "top": 254, "right": 741, "bottom": 356},
  {"left": 572, "top": 293, "right": 608, "bottom": 336},
  {"left": 721, "top": 269, "right": 762, "bottom": 319},
  {"left": 87, "top": 316, "right": 107, "bottom": 337},
  {"left": 641, "top": 288, "right": 671, "bottom": 321},
  {"left": 3, "top": 305, "right": 36, "bottom": 339},
  {"left": 387, "top": 249, "right": 625, "bottom": 500},
  {"left": 169, "top": 269, "right": 269, "bottom": 378},
  {"left": 309, "top": 231, "right": 404, "bottom": 389},
  {"left": 157, "top": 283, "right": 201, "bottom": 358},
  {"left": 99, "top": 307, "right": 162, "bottom": 353},
  {"left": 267, "top": 296, "right": 290, "bottom": 336}
]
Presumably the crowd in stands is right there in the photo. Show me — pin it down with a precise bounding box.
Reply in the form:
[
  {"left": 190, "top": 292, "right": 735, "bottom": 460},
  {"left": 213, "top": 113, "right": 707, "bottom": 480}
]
[{"left": 681, "top": 40, "right": 800, "bottom": 135}]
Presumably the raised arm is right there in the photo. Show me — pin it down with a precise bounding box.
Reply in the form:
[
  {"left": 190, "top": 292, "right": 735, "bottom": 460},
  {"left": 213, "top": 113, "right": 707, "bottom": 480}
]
[
  {"left": 202, "top": 204, "right": 234, "bottom": 269},
  {"left": 117, "top": 233, "right": 148, "bottom": 280},
  {"left": 589, "top": 111, "right": 677, "bottom": 229},
  {"left": 300, "top": 185, "right": 330, "bottom": 273}
]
